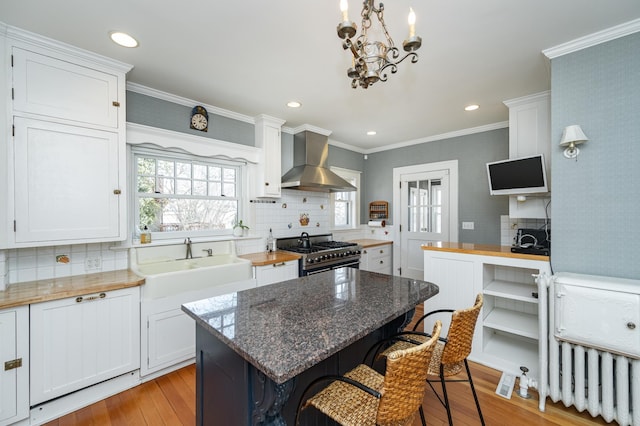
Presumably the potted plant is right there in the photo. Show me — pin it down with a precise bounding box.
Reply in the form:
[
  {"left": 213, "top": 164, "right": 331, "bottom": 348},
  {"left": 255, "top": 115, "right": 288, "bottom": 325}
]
[{"left": 233, "top": 219, "right": 249, "bottom": 237}]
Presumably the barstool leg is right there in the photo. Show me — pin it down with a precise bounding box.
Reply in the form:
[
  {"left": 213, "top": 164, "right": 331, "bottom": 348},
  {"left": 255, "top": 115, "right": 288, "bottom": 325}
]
[
  {"left": 464, "top": 359, "right": 485, "bottom": 426},
  {"left": 440, "top": 365, "right": 453, "bottom": 425},
  {"left": 419, "top": 405, "right": 427, "bottom": 426}
]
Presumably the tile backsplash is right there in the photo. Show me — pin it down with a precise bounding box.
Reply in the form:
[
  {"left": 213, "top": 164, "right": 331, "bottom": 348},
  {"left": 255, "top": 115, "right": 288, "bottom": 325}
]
[
  {"left": 2, "top": 188, "right": 393, "bottom": 287},
  {"left": 4, "top": 243, "right": 128, "bottom": 285}
]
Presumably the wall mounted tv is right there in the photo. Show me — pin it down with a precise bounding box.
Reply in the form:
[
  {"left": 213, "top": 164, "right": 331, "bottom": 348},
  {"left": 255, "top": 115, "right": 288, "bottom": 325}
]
[{"left": 486, "top": 154, "right": 548, "bottom": 195}]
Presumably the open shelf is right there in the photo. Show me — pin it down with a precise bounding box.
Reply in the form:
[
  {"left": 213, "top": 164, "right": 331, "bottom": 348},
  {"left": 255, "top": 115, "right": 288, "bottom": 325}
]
[
  {"left": 484, "top": 280, "right": 539, "bottom": 303},
  {"left": 483, "top": 307, "right": 538, "bottom": 340},
  {"left": 480, "top": 331, "right": 539, "bottom": 381}
]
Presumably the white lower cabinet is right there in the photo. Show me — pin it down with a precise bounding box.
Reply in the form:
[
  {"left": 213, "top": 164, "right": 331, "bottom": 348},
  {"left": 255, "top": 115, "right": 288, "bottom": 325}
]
[
  {"left": 423, "top": 249, "right": 550, "bottom": 388},
  {"left": 29, "top": 287, "right": 140, "bottom": 406},
  {"left": 0, "top": 306, "right": 29, "bottom": 426},
  {"left": 360, "top": 244, "right": 392, "bottom": 274},
  {"left": 141, "top": 278, "right": 257, "bottom": 377},
  {"left": 254, "top": 260, "right": 298, "bottom": 287}
]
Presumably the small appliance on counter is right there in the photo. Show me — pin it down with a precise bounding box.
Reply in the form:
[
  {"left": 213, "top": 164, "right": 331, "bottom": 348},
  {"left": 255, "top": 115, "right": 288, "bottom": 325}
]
[{"left": 511, "top": 228, "right": 550, "bottom": 256}]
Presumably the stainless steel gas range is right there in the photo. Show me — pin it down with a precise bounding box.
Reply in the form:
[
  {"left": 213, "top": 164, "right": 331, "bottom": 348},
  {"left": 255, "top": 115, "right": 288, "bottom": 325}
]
[{"left": 276, "top": 233, "right": 362, "bottom": 276}]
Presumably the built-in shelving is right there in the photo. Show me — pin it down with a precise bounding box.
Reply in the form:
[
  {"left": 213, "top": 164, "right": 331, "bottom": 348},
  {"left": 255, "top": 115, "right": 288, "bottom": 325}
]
[
  {"left": 484, "top": 280, "right": 540, "bottom": 303},
  {"left": 484, "top": 307, "right": 538, "bottom": 340}
]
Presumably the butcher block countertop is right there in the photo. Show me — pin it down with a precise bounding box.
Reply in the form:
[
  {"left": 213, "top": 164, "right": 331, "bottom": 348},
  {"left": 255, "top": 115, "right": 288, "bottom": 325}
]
[
  {"left": 349, "top": 239, "right": 393, "bottom": 248},
  {"left": 0, "top": 269, "right": 145, "bottom": 310},
  {"left": 422, "top": 241, "right": 550, "bottom": 261},
  {"left": 238, "top": 250, "right": 301, "bottom": 266}
]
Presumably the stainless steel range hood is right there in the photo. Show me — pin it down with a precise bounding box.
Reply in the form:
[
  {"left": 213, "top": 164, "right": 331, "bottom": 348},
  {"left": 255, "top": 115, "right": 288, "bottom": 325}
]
[{"left": 281, "top": 131, "right": 356, "bottom": 192}]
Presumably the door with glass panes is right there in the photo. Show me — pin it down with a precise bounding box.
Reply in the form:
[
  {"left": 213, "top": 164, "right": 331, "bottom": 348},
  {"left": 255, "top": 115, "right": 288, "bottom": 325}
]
[{"left": 400, "top": 170, "right": 449, "bottom": 279}]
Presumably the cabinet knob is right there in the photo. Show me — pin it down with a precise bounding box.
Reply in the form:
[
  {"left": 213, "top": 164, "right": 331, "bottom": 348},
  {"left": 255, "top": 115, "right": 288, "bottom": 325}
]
[
  {"left": 265, "top": 182, "right": 270, "bottom": 186},
  {"left": 628, "top": 322, "right": 636, "bottom": 330},
  {"left": 379, "top": 249, "right": 384, "bottom": 254},
  {"left": 113, "top": 189, "right": 122, "bottom": 195},
  {"left": 379, "top": 260, "right": 384, "bottom": 264},
  {"left": 363, "top": 250, "right": 367, "bottom": 254},
  {"left": 112, "top": 101, "right": 121, "bottom": 107}
]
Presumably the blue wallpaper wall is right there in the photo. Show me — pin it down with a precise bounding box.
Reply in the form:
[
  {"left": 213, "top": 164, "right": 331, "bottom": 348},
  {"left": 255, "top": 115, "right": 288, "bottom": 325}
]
[{"left": 550, "top": 32, "right": 640, "bottom": 279}]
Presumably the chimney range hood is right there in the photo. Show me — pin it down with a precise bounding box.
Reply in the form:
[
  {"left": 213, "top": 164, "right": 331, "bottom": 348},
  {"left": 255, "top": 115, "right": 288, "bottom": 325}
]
[{"left": 281, "top": 131, "right": 356, "bottom": 192}]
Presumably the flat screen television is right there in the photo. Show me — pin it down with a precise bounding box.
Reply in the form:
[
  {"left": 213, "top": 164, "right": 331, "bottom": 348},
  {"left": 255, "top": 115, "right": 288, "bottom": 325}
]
[{"left": 486, "top": 154, "right": 548, "bottom": 195}]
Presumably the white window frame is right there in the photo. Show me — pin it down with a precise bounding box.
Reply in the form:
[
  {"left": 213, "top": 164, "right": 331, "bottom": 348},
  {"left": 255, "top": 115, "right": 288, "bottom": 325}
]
[
  {"left": 131, "top": 146, "right": 245, "bottom": 240},
  {"left": 330, "top": 167, "right": 361, "bottom": 230}
]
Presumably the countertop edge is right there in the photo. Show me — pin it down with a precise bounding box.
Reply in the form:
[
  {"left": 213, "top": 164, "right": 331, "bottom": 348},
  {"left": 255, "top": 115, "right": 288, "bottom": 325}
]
[
  {"left": 0, "top": 270, "right": 145, "bottom": 310},
  {"left": 238, "top": 251, "right": 302, "bottom": 266},
  {"left": 422, "top": 242, "right": 549, "bottom": 261},
  {"left": 348, "top": 239, "right": 393, "bottom": 248}
]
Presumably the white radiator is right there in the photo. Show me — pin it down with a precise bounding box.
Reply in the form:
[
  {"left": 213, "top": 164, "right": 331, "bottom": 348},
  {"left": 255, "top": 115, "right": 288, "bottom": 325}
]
[{"left": 548, "top": 272, "right": 640, "bottom": 425}]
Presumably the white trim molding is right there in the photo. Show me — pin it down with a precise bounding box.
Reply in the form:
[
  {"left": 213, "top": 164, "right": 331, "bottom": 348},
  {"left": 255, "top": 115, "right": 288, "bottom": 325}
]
[
  {"left": 543, "top": 18, "right": 640, "bottom": 59},
  {"left": 127, "top": 122, "right": 260, "bottom": 164}
]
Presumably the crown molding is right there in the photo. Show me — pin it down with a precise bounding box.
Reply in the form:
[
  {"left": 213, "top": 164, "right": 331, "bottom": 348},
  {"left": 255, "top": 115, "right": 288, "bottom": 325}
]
[
  {"left": 357, "top": 121, "right": 509, "bottom": 155},
  {"left": 3, "top": 24, "right": 132, "bottom": 73},
  {"left": 503, "top": 91, "right": 550, "bottom": 108},
  {"left": 543, "top": 18, "right": 640, "bottom": 59},
  {"left": 126, "top": 82, "right": 257, "bottom": 125}
]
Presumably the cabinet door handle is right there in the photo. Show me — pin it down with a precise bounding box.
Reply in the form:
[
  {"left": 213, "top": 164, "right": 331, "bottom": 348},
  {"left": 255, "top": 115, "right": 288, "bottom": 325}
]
[
  {"left": 76, "top": 292, "right": 106, "bottom": 303},
  {"left": 272, "top": 262, "right": 286, "bottom": 267},
  {"left": 4, "top": 358, "right": 22, "bottom": 371},
  {"left": 112, "top": 101, "right": 121, "bottom": 107}
]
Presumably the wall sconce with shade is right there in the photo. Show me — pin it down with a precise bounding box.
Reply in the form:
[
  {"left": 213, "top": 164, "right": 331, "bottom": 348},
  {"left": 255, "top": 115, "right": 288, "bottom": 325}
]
[{"left": 560, "top": 125, "right": 589, "bottom": 159}]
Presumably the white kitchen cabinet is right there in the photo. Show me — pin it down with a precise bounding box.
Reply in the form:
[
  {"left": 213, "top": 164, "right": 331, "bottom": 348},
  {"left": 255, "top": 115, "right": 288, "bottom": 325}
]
[
  {"left": 141, "top": 278, "right": 256, "bottom": 377},
  {"left": 2, "top": 28, "right": 131, "bottom": 248},
  {"left": 360, "top": 244, "right": 392, "bottom": 274},
  {"left": 254, "top": 260, "right": 298, "bottom": 287},
  {"left": 12, "top": 47, "right": 121, "bottom": 129},
  {"left": 503, "top": 91, "right": 551, "bottom": 219},
  {"left": 254, "top": 114, "right": 285, "bottom": 198},
  {"left": 13, "top": 117, "right": 123, "bottom": 244},
  {"left": 30, "top": 287, "right": 140, "bottom": 406},
  {"left": 0, "top": 305, "right": 29, "bottom": 426},
  {"left": 423, "top": 249, "right": 550, "bottom": 390}
]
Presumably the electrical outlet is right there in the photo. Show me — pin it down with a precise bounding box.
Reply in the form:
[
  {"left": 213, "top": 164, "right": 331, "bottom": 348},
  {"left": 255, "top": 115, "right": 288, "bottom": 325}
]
[
  {"left": 85, "top": 257, "right": 102, "bottom": 270},
  {"left": 462, "top": 221, "right": 475, "bottom": 230}
]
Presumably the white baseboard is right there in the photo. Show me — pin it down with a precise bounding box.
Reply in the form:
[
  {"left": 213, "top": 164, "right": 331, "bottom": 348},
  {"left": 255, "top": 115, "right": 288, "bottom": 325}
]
[{"left": 28, "top": 370, "right": 140, "bottom": 425}]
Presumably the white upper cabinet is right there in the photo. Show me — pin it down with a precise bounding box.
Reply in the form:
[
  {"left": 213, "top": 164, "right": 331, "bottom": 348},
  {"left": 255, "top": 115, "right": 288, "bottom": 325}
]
[
  {"left": 254, "top": 114, "right": 285, "bottom": 198},
  {"left": 503, "top": 91, "right": 551, "bottom": 219},
  {"left": 13, "top": 118, "right": 122, "bottom": 243},
  {"left": 12, "top": 47, "right": 121, "bottom": 129},
  {"left": 1, "top": 26, "right": 132, "bottom": 248}
]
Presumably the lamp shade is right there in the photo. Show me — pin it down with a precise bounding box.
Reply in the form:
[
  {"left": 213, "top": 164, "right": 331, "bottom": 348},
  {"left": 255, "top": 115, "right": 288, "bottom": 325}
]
[{"left": 560, "top": 125, "right": 588, "bottom": 147}]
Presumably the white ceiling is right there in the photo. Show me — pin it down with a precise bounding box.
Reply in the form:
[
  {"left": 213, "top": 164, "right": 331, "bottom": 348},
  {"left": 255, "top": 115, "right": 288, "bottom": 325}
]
[{"left": 1, "top": 1, "right": 640, "bottom": 151}]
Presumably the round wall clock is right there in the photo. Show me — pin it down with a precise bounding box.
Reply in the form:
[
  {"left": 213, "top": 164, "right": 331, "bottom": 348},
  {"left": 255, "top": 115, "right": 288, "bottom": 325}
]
[{"left": 190, "top": 105, "right": 209, "bottom": 132}]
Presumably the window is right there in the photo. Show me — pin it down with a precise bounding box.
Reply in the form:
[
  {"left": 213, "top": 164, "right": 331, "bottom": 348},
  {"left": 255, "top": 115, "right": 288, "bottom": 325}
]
[
  {"left": 133, "top": 148, "right": 243, "bottom": 238},
  {"left": 331, "top": 167, "right": 360, "bottom": 229}
]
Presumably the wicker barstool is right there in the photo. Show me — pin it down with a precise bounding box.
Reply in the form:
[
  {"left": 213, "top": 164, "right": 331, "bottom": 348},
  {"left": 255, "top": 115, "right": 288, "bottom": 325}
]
[
  {"left": 375, "top": 294, "right": 484, "bottom": 426},
  {"left": 295, "top": 321, "right": 442, "bottom": 426}
]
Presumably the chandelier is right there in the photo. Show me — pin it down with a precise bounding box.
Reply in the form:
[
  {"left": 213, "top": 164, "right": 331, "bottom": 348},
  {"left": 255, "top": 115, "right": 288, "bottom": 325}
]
[{"left": 337, "top": 0, "right": 422, "bottom": 89}]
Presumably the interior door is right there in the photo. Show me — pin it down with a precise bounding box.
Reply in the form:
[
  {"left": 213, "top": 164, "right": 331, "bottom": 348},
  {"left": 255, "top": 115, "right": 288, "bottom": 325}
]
[{"left": 400, "top": 170, "right": 450, "bottom": 279}]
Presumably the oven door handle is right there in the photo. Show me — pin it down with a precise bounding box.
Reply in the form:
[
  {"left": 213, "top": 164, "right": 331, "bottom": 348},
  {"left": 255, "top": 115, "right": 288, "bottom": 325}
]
[
  {"left": 307, "top": 267, "right": 332, "bottom": 275},
  {"left": 334, "top": 261, "right": 360, "bottom": 269}
]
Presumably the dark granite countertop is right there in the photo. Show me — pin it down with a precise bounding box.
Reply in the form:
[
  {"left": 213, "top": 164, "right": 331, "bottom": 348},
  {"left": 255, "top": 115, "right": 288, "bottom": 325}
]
[{"left": 181, "top": 268, "right": 439, "bottom": 384}]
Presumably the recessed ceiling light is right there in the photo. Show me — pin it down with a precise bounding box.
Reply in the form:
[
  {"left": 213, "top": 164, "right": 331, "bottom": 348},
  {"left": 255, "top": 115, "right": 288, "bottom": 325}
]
[
  {"left": 109, "top": 31, "right": 138, "bottom": 48},
  {"left": 367, "top": 131, "right": 377, "bottom": 136},
  {"left": 287, "top": 101, "right": 301, "bottom": 108},
  {"left": 465, "top": 104, "right": 479, "bottom": 111}
]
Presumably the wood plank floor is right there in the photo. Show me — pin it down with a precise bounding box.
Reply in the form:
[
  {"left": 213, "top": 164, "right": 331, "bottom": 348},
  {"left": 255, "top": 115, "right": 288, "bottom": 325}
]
[{"left": 46, "top": 306, "right": 610, "bottom": 425}]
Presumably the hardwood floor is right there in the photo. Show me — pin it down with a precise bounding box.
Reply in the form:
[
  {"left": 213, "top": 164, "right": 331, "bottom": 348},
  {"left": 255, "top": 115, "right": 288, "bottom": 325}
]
[{"left": 46, "top": 306, "right": 610, "bottom": 425}]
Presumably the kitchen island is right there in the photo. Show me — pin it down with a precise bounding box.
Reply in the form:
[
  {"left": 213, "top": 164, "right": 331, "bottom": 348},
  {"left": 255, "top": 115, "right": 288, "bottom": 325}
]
[{"left": 182, "top": 267, "right": 439, "bottom": 425}]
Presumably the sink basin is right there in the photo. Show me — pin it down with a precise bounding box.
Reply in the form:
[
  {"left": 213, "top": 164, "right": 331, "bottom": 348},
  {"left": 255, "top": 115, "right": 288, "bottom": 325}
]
[{"left": 131, "top": 240, "right": 253, "bottom": 299}]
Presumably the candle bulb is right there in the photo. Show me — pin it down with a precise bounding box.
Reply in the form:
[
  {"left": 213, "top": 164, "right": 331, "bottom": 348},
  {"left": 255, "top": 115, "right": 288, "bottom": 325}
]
[
  {"left": 340, "top": 0, "right": 349, "bottom": 22},
  {"left": 408, "top": 7, "right": 416, "bottom": 38}
]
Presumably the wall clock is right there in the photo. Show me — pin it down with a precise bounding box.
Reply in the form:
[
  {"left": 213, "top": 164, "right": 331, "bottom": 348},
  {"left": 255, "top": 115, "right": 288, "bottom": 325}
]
[{"left": 190, "top": 105, "right": 209, "bottom": 132}]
